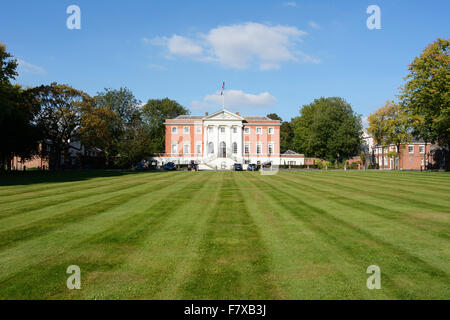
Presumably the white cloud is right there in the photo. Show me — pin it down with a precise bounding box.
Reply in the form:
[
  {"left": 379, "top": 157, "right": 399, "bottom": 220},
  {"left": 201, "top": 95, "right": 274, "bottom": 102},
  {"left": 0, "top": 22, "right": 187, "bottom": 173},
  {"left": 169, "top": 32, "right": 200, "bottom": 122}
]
[
  {"left": 283, "top": 2, "right": 297, "bottom": 7},
  {"left": 167, "top": 35, "right": 203, "bottom": 56},
  {"left": 297, "top": 51, "right": 321, "bottom": 64},
  {"left": 17, "top": 59, "right": 46, "bottom": 75},
  {"left": 144, "top": 22, "right": 318, "bottom": 70},
  {"left": 204, "top": 23, "right": 306, "bottom": 69},
  {"left": 143, "top": 35, "right": 203, "bottom": 56},
  {"left": 308, "top": 21, "right": 321, "bottom": 29},
  {"left": 191, "top": 89, "right": 277, "bottom": 110}
]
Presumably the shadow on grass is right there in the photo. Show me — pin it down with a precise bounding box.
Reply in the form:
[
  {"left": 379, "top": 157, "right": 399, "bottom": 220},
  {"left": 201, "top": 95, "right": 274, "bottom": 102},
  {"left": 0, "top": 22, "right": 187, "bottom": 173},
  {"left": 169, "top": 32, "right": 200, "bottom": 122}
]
[{"left": 0, "top": 170, "right": 164, "bottom": 187}]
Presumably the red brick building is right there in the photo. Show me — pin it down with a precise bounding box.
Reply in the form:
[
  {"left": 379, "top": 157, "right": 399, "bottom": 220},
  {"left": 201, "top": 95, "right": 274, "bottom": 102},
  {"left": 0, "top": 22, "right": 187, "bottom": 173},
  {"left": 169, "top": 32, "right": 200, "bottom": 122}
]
[{"left": 373, "top": 140, "right": 434, "bottom": 170}]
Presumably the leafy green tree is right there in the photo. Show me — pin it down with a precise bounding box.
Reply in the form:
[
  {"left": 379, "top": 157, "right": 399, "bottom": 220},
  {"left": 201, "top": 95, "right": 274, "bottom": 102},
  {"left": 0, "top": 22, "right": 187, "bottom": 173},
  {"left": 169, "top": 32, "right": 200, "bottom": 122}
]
[
  {"left": 367, "top": 105, "right": 389, "bottom": 169},
  {"left": 0, "top": 42, "right": 18, "bottom": 85},
  {"left": 266, "top": 113, "right": 282, "bottom": 121},
  {"left": 0, "top": 43, "right": 42, "bottom": 170},
  {"left": 33, "top": 83, "right": 91, "bottom": 169},
  {"left": 280, "top": 120, "right": 295, "bottom": 152},
  {"left": 0, "top": 85, "right": 43, "bottom": 170},
  {"left": 400, "top": 38, "right": 450, "bottom": 163},
  {"left": 79, "top": 104, "right": 118, "bottom": 166},
  {"left": 141, "top": 98, "right": 189, "bottom": 153},
  {"left": 81, "top": 87, "right": 143, "bottom": 167},
  {"left": 94, "top": 87, "right": 141, "bottom": 130},
  {"left": 292, "top": 97, "right": 362, "bottom": 163},
  {"left": 369, "top": 101, "right": 412, "bottom": 170}
]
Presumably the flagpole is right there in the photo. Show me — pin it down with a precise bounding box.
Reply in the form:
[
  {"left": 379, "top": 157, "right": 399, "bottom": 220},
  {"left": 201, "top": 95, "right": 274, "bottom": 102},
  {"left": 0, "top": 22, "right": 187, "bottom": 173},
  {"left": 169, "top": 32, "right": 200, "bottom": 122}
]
[{"left": 221, "top": 81, "right": 225, "bottom": 109}]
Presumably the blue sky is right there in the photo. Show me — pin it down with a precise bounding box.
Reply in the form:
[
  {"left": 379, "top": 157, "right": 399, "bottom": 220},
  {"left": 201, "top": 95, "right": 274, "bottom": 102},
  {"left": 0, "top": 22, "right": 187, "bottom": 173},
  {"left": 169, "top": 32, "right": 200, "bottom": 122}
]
[{"left": 1, "top": 0, "right": 448, "bottom": 123}]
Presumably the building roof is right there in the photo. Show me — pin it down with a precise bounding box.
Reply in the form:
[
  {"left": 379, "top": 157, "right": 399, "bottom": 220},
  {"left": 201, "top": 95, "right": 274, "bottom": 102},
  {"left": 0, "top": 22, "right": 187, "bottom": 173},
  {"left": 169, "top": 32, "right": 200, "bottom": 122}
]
[
  {"left": 173, "top": 115, "right": 204, "bottom": 120},
  {"left": 280, "top": 150, "right": 305, "bottom": 157},
  {"left": 242, "top": 115, "right": 271, "bottom": 121},
  {"left": 282, "top": 150, "right": 300, "bottom": 155},
  {"left": 169, "top": 109, "right": 273, "bottom": 121}
]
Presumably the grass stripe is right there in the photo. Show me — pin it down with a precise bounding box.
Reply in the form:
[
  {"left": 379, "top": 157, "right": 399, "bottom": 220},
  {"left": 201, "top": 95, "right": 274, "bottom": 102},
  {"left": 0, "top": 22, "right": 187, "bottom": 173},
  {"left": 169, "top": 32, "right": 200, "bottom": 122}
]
[{"left": 179, "top": 172, "right": 281, "bottom": 299}]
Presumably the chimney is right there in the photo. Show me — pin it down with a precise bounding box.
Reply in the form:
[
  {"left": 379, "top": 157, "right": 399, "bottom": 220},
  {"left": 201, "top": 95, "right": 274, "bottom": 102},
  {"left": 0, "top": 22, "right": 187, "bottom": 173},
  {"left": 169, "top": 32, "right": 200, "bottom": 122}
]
[
  {"left": 236, "top": 112, "right": 240, "bottom": 116},
  {"left": 205, "top": 112, "right": 209, "bottom": 116}
]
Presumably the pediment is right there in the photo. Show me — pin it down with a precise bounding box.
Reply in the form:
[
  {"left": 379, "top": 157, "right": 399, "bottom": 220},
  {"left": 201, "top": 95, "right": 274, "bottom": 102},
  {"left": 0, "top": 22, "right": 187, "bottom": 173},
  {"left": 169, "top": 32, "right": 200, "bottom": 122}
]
[{"left": 203, "top": 109, "right": 244, "bottom": 121}]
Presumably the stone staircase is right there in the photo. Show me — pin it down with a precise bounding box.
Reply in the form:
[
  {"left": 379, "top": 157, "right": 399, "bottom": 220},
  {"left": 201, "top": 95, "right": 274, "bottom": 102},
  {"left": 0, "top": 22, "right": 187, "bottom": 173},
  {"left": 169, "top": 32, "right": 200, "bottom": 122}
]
[{"left": 198, "top": 155, "right": 238, "bottom": 171}]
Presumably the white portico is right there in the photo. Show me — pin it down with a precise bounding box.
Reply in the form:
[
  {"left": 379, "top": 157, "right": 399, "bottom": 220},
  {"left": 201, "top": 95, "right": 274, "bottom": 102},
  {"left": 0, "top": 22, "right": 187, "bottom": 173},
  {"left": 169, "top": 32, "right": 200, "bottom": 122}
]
[{"left": 203, "top": 110, "right": 244, "bottom": 168}]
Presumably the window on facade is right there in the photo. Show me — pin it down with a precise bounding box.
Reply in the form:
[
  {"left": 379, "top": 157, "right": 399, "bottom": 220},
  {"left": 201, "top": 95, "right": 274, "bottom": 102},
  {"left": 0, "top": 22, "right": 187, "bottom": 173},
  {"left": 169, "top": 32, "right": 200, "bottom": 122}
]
[
  {"left": 408, "top": 145, "right": 414, "bottom": 153},
  {"left": 196, "top": 126, "right": 202, "bottom": 134},
  {"left": 171, "top": 144, "right": 177, "bottom": 154},
  {"left": 419, "top": 145, "right": 425, "bottom": 153},
  {"left": 232, "top": 142, "right": 238, "bottom": 154},
  {"left": 171, "top": 127, "right": 177, "bottom": 133},
  {"left": 196, "top": 144, "right": 201, "bottom": 154},
  {"left": 220, "top": 126, "right": 225, "bottom": 133},
  {"left": 268, "top": 144, "right": 273, "bottom": 155},
  {"left": 256, "top": 127, "right": 262, "bottom": 134},
  {"left": 232, "top": 126, "right": 237, "bottom": 133},
  {"left": 244, "top": 127, "right": 250, "bottom": 134},
  {"left": 268, "top": 127, "right": 274, "bottom": 135},
  {"left": 208, "top": 142, "right": 214, "bottom": 154},
  {"left": 208, "top": 126, "right": 214, "bottom": 133},
  {"left": 257, "top": 144, "right": 262, "bottom": 154},
  {"left": 183, "top": 144, "right": 190, "bottom": 154},
  {"left": 184, "top": 126, "right": 190, "bottom": 133},
  {"left": 244, "top": 144, "right": 250, "bottom": 154}
]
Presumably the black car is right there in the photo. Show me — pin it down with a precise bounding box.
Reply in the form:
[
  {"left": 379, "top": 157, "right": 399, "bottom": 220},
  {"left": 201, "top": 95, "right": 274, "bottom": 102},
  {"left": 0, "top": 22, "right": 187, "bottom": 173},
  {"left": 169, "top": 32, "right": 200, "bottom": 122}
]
[
  {"left": 247, "top": 164, "right": 258, "bottom": 171},
  {"left": 188, "top": 160, "right": 198, "bottom": 171},
  {"left": 162, "top": 162, "right": 176, "bottom": 171},
  {"left": 135, "top": 161, "right": 147, "bottom": 170},
  {"left": 234, "top": 163, "right": 243, "bottom": 171},
  {"left": 262, "top": 162, "right": 272, "bottom": 168}
]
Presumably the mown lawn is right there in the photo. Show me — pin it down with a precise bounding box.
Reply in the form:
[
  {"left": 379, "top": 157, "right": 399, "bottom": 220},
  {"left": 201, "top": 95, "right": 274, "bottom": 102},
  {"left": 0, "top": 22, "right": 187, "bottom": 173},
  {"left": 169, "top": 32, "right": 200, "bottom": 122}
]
[{"left": 0, "top": 170, "right": 449, "bottom": 299}]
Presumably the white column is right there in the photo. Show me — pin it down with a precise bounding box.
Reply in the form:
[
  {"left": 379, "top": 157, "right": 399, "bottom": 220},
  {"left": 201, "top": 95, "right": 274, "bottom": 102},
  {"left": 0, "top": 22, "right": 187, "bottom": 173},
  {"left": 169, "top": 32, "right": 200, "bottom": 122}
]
[
  {"left": 216, "top": 125, "right": 220, "bottom": 158},
  {"left": 204, "top": 124, "right": 208, "bottom": 162},
  {"left": 229, "top": 125, "right": 232, "bottom": 159}
]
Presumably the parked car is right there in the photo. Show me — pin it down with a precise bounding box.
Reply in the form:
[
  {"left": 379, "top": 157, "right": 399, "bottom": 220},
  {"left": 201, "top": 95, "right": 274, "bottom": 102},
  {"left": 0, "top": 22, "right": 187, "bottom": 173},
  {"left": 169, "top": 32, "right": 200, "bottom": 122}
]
[
  {"left": 188, "top": 160, "right": 198, "bottom": 171},
  {"left": 234, "top": 163, "right": 243, "bottom": 171},
  {"left": 135, "top": 161, "right": 147, "bottom": 171},
  {"left": 247, "top": 164, "right": 258, "bottom": 171},
  {"left": 147, "top": 158, "right": 158, "bottom": 170},
  {"left": 262, "top": 162, "right": 272, "bottom": 168},
  {"left": 162, "top": 162, "right": 176, "bottom": 171}
]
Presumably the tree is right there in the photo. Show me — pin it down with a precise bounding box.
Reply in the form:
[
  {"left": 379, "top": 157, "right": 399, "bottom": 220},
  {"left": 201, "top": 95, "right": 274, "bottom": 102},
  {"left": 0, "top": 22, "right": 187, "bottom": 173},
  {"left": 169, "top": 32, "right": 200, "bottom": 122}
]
[
  {"left": 0, "top": 42, "right": 18, "bottom": 85},
  {"left": 266, "top": 113, "right": 282, "bottom": 121},
  {"left": 280, "top": 120, "right": 295, "bottom": 152},
  {"left": 141, "top": 98, "right": 189, "bottom": 153},
  {"left": 0, "top": 43, "right": 42, "bottom": 170},
  {"left": 400, "top": 38, "right": 450, "bottom": 167},
  {"left": 33, "top": 83, "right": 91, "bottom": 169},
  {"left": 368, "top": 101, "right": 411, "bottom": 170},
  {"left": 292, "top": 97, "right": 362, "bottom": 163},
  {"left": 94, "top": 87, "right": 141, "bottom": 131},
  {"left": 79, "top": 104, "right": 118, "bottom": 166},
  {"left": 0, "top": 85, "right": 43, "bottom": 170},
  {"left": 80, "top": 87, "right": 143, "bottom": 167},
  {"left": 367, "top": 104, "right": 389, "bottom": 169}
]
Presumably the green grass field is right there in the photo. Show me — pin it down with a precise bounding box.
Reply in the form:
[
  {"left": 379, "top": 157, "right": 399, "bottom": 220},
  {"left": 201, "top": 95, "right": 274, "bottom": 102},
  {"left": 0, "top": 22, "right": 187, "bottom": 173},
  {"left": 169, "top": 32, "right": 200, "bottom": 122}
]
[{"left": 0, "top": 170, "right": 449, "bottom": 299}]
